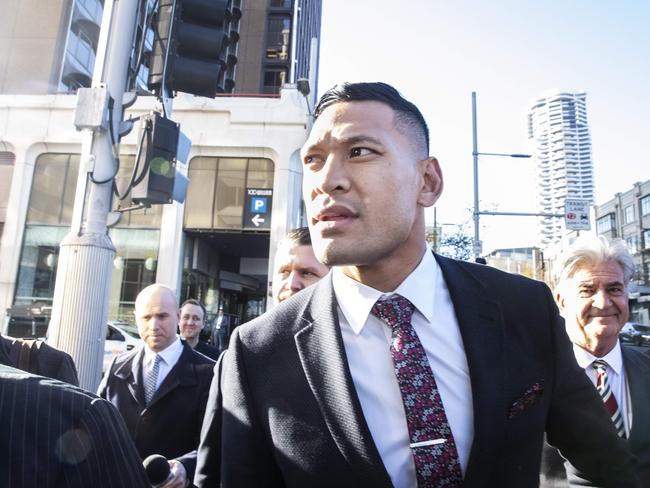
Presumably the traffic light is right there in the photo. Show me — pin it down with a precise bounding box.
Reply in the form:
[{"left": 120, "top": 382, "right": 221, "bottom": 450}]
[
  {"left": 132, "top": 112, "right": 190, "bottom": 205},
  {"left": 148, "top": 0, "right": 240, "bottom": 97}
]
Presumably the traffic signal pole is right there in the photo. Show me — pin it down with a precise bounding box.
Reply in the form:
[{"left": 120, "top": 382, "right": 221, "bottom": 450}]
[{"left": 47, "top": 0, "right": 139, "bottom": 391}]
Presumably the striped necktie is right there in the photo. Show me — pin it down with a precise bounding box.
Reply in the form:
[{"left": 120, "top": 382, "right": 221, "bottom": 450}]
[
  {"left": 144, "top": 354, "right": 161, "bottom": 406},
  {"left": 372, "top": 294, "right": 463, "bottom": 487},
  {"left": 592, "top": 359, "right": 625, "bottom": 438}
]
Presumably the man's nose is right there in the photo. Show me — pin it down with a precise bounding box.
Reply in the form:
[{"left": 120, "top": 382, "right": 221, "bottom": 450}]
[
  {"left": 312, "top": 156, "right": 350, "bottom": 196},
  {"left": 591, "top": 289, "right": 611, "bottom": 308},
  {"left": 288, "top": 271, "right": 304, "bottom": 291}
]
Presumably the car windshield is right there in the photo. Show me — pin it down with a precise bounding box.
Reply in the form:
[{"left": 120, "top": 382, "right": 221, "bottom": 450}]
[
  {"left": 111, "top": 323, "right": 140, "bottom": 339},
  {"left": 121, "top": 325, "right": 140, "bottom": 339},
  {"left": 634, "top": 324, "right": 650, "bottom": 333}
]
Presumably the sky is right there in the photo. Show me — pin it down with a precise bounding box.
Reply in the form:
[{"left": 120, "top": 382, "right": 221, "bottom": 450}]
[{"left": 316, "top": 0, "right": 650, "bottom": 254}]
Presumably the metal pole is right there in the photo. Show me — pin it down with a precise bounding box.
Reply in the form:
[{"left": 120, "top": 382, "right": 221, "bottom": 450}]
[
  {"left": 48, "top": 0, "right": 139, "bottom": 391},
  {"left": 472, "top": 92, "right": 480, "bottom": 259}
]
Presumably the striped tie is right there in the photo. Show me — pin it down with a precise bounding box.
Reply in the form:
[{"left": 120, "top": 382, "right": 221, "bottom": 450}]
[
  {"left": 592, "top": 359, "right": 625, "bottom": 438},
  {"left": 372, "top": 294, "right": 463, "bottom": 487},
  {"left": 144, "top": 354, "right": 161, "bottom": 406}
]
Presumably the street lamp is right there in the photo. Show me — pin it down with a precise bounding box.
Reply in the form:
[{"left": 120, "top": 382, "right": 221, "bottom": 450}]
[{"left": 472, "top": 92, "right": 532, "bottom": 259}]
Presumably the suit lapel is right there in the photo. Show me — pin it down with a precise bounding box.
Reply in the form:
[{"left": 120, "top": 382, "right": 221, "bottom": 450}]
[
  {"left": 114, "top": 348, "right": 146, "bottom": 408},
  {"left": 435, "top": 254, "right": 506, "bottom": 485},
  {"left": 622, "top": 347, "right": 650, "bottom": 446},
  {"left": 148, "top": 344, "right": 197, "bottom": 408},
  {"left": 294, "top": 276, "right": 392, "bottom": 487}
]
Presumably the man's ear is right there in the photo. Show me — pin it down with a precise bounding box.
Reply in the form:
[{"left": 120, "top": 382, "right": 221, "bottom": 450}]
[
  {"left": 555, "top": 291, "right": 565, "bottom": 311},
  {"left": 417, "top": 157, "right": 443, "bottom": 207}
]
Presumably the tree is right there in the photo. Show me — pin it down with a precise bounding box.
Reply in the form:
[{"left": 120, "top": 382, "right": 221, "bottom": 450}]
[{"left": 426, "top": 225, "right": 474, "bottom": 261}]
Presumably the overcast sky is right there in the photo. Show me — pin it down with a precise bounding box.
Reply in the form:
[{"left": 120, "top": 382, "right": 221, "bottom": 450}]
[{"left": 317, "top": 0, "right": 650, "bottom": 253}]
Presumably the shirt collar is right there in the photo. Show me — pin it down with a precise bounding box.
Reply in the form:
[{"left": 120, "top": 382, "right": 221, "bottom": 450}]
[
  {"left": 332, "top": 246, "right": 437, "bottom": 335},
  {"left": 573, "top": 340, "right": 624, "bottom": 376},
  {"left": 143, "top": 336, "right": 182, "bottom": 366}
]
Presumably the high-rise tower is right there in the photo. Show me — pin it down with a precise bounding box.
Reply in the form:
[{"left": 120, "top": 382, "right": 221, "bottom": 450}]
[{"left": 528, "top": 91, "right": 595, "bottom": 246}]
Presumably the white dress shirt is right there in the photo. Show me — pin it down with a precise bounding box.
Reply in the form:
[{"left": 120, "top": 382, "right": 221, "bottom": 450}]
[
  {"left": 572, "top": 341, "right": 631, "bottom": 436},
  {"left": 142, "top": 336, "right": 183, "bottom": 391},
  {"left": 333, "top": 247, "right": 473, "bottom": 488}
]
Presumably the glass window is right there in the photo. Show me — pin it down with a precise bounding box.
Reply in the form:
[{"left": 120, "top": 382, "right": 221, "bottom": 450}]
[
  {"left": 215, "top": 158, "right": 247, "bottom": 229},
  {"left": 625, "top": 236, "right": 638, "bottom": 254},
  {"left": 184, "top": 157, "right": 274, "bottom": 230},
  {"left": 184, "top": 157, "right": 217, "bottom": 229},
  {"left": 643, "top": 229, "right": 650, "bottom": 250},
  {"left": 109, "top": 228, "right": 160, "bottom": 321},
  {"left": 247, "top": 159, "right": 274, "bottom": 189},
  {"left": 270, "top": 0, "right": 292, "bottom": 7},
  {"left": 265, "top": 16, "right": 291, "bottom": 60},
  {"left": 642, "top": 195, "right": 650, "bottom": 216},
  {"left": 263, "top": 68, "right": 287, "bottom": 94},
  {"left": 14, "top": 226, "right": 70, "bottom": 308},
  {"left": 624, "top": 205, "right": 634, "bottom": 224},
  {"left": 27, "top": 153, "right": 161, "bottom": 229},
  {"left": 27, "top": 154, "right": 80, "bottom": 225},
  {"left": 596, "top": 214, "right": 613, "bottom": 234}
]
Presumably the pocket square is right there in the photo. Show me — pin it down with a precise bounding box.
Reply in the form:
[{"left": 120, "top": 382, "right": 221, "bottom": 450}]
[{"left": 508, "top": 379, "right": 545, "bottom": 419}]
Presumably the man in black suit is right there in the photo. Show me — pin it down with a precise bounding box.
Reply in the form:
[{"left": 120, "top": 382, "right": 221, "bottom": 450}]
[
  {"left": 179, "top": 299, "right": 220, "bottom": 360},
  {"left": 0, "top": 363, "right": 149, "bottom": 487},
  {"left": 196, "top": 82, "right": 638, "bottom": 487},
  {"left": 271, "top": 226, "right": 330, "bottom": 305},
  {"left": 541, "top": 236, "right": 650, "bottom": 486},
  {"left": 0, "top": 332, "right": 79, "bottom": 385},
  {"left": 99, "top": 284, "right": 214, "bottom": 488}
]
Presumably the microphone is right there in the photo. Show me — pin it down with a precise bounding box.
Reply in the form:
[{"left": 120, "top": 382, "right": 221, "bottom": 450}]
[{"left": 143, "top": 454, "right": 171, "bottom": 488}]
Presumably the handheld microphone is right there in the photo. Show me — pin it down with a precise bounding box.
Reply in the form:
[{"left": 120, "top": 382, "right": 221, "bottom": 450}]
[{"left": 143, "top": 454, "right": 171, "bottom": 488}]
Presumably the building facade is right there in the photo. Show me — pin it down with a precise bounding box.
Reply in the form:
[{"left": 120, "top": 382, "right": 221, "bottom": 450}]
[
  {"left": 0, "top": 0, "right": 322, "bottom": 335},
  {"left": 594, "top": 180, "right": 650, "bottom": 324},
  {"left": 528, "top": 91, "right": 595, "bottom": 247}
]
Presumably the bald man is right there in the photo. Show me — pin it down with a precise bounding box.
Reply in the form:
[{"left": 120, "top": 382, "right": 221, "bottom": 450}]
[{"left": 99, "top": 284, "right": 214, "bottom": 487}]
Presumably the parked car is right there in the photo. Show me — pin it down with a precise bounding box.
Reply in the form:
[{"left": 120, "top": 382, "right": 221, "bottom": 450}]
[
  {"left": 103, "top": 321, "right": 142, "bottom": 372},
  {"left": 619, "top": 322, "right": 650, "bottom": 347}
]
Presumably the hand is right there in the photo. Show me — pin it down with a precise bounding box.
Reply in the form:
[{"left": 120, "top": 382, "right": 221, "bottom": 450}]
[{"left": 160, "top": 459, "right": 188, "bottom": 488}]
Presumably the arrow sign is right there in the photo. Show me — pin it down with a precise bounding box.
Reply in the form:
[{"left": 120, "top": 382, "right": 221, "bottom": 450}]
[{"left": 243, "top": 188, "right": 272, "bottom": 230}]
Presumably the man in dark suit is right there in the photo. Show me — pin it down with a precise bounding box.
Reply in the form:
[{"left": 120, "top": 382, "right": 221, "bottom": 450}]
[
  {"left": 179, "top": 299, "right": 220, "bottom": 360},
  {"left": 195, "top": 82, "right": 638, "bottom": 487},
  {"left": 271, "top": 226, "right": 330, "bottom": 305},
  {"left": 0, "top": 363, "right": 149, "bottom": 487},
  {"left": 99, "top": 284, "right": 214, "bottom": 488},
  {"left": 0, "top": 332, "right": 79, "bottom": 385},
  {"left": 541, "top": 236, "right": 650, "bottom": 486}
]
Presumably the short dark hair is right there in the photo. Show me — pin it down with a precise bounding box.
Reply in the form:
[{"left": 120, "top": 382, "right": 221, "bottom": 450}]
[
  {"left": 180, "top": 298, "right": 206, "bottom": 319},
  {"left": 281, "top": 226, "right": 312, "bottom": 248},
  {"left": 313, "top": 82, "right": 429, "bottom": 157}
]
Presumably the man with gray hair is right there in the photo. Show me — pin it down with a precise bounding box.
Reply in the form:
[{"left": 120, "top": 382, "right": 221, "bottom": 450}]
[{"left": 543, "top": 236, "right": 650, "bottom": 485}]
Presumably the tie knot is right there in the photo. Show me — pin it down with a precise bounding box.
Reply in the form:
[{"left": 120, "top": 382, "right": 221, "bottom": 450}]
[
  {"left": 371, "top": 294, "right": 415, "bottom": 329},
  {"left": 592, "top": 359, "right": 609, "bottom": 373}
]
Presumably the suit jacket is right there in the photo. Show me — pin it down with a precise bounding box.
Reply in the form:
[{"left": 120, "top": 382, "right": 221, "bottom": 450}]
[
  {"left": 194, "top": 340, "right": 221, "bottom": 361},
  {"left": 543, "top": 345, "right": 650, "bottom": 487},
  {"left": 0, "top": 364, "right": 149, "bottom": 488},
  {"left": 98, "top": 342, "right": 214, "bottom": 479},
  {"left": 0, "top": 334, "right": 79, "bottom": 385},
  {"left": 196, "top": 254, "right": 638, "bottom": 488}
]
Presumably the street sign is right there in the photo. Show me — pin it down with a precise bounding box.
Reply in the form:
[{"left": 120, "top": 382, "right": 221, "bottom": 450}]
[
  {"left": 243, "top": 188, "right": 273, "bottom": 230},
  {"left": 565, "top": 199, "right": 591, "bottom": 231}
]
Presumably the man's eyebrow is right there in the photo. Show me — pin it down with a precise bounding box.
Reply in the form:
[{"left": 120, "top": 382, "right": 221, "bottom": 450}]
[
  {"left": 340, "top": 135, "right": 383, "bottom": 147},
  {"left": 302, "top": 134, "right": 383, "bottom": 152}
]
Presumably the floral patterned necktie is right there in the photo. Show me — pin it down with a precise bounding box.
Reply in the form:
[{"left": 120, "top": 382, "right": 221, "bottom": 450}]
[{"left": 372, "top": 294, "right": 463, "bottom": 487}]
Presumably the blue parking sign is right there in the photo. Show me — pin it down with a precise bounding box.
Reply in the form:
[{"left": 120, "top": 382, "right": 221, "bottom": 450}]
[{"left": 251, "top": 197, "right": 268, "bottom": 213}]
